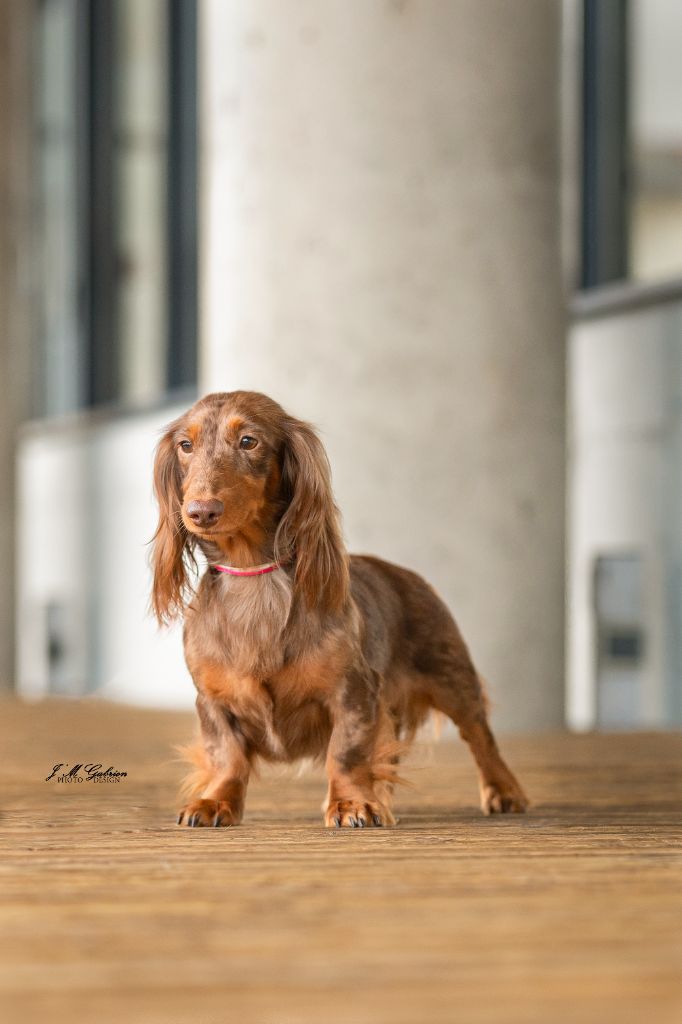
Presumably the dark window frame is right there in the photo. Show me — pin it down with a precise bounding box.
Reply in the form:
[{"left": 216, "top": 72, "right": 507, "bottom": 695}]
[
  {"left": 581, "top": 0, "right": 630, "bottom": 289},
  {"left": 84, "top": 0, "right": 117, "bottom": 406},
  {"left": 167, "top": 0, "right": 198, "bottom": 392}
]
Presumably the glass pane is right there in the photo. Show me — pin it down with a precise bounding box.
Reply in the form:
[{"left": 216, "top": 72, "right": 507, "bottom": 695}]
[
  {"left": 630, "top": 0, "right": 682, "bottom": 281},
  {"left": 36, "top": 0, "right": 83, "bottom": 415},
  {"left": 113, "top": 0, "right": 169, "bottom": 405}
]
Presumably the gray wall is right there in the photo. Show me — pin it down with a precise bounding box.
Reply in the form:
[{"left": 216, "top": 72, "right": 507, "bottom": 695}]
[
  {"left": 568, "top": 293, "right": 682, "bottom": 729},
  {"left": 201, "top": 1, "right": 565, "bottom": 730}
]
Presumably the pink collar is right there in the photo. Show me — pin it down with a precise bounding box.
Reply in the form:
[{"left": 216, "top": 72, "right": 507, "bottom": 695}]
[{"left": 213, "top": 561, "right": 281, "bottom": 578}]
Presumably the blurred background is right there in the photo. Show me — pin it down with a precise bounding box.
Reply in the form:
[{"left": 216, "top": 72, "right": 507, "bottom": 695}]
[{"left": 1, "top": 0, "right": 681, "bottom": 732}]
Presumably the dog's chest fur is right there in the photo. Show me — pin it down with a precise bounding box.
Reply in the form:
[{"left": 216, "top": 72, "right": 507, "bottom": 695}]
[
  {"left": 184, "top": 570, "right": 337, "bottom": 760},
  {"left": 202, "top": 570, "right": 294, "bottom": 677}
]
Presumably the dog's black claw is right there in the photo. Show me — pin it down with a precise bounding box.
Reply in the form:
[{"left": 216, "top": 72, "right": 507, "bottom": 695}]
[
  {"left": 177, "top": 812, "right": 184, "bottom": 825},
  {"left": 372, "top": 814, "right": 383, "bottom": 827},
  {"left": 348, "top": 817, "right": 358, "bottom": 828},
  {"left": 213, "top": 814, "right": 221, "bottom": 827},
  {"left": 333, "top": 816, "right": 341, "bottom": 828},
  {"left": 357, "top": 817, "right": 365, "bottom": 828},
  {"left": 189, "top": 813, "right": 199, "bottom": 828}
]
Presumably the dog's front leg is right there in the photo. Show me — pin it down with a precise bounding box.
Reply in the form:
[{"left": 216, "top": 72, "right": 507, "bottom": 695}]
[
  {"left": 177, "top": 694, "right": 251, "bottom": 828},
  {"left": 324, "top": 664, "right": 394, "bottom": 828}
]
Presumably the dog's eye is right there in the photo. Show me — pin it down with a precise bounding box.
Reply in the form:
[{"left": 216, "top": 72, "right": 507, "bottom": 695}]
[
  {"left": 239, "top": 436, "right": 258, "bottom": 451},
  {"left": 179, "top": 440, "right": 193, "bottom": 453}
]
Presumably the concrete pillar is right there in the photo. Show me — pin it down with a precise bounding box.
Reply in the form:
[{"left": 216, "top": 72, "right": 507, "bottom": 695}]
[
  {"left": 0, "top": 1, "right": 33, "bottom": 692},
  {"left": 201, "top": 0, "right": 565, "bottom": 730}
]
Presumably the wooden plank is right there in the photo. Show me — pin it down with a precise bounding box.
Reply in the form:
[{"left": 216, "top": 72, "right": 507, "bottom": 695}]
[{"left": 1, "top": 698, "right": 681, "bottom": 1024}]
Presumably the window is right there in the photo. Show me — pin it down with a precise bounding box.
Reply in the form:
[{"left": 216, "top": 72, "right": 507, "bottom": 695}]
[
  {"left": 35, "top": 0, "right": 197, "bottom": 416},
  {"left": 581, "top": 0, "right": 682, "bottom": 288},
  {"left": 630, "top": 0, "right": 682, "bottom": 281}
]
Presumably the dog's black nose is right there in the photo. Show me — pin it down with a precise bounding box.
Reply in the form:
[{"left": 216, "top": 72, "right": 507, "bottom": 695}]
[{"left": 186, "top": 499, "right": 224, "bottom": 527}]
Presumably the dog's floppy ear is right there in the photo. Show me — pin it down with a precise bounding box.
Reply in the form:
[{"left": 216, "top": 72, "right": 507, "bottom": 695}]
[
  {"left": 275, "top": 418, "right": 349, "bottom": 614},
  {"left": 150, "top": 421, "right": 194, "bottom": 624}
]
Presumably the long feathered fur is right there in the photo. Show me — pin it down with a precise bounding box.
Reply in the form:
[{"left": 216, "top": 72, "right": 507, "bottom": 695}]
[{"left": 150, "top": 420, "right": 198, "bottom": 624}]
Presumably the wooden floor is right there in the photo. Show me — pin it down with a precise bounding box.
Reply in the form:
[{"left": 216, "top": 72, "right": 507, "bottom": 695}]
[{"left": 1, "top": 698, "right": 681, "bottom": 1024}]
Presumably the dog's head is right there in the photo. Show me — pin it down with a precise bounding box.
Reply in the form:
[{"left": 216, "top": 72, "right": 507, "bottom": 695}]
[{"left": 151, "top": 391, "right": 348, "bottom": 623}]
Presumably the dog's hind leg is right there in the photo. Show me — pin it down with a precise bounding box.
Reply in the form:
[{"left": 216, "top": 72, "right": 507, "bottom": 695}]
[{"left": 428, "top": 665, "right": 528, "bottom": 815}]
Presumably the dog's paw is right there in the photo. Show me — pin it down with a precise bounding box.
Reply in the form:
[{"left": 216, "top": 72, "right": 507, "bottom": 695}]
[
  {"left": 176, "top": 799, "right": 241, "bottom": 828},
  {"left": 480, "top": 782, "right": 529, "bottom": 815},
  {"left": 324, "top": 799, "right": 395, "bottom": 829}
]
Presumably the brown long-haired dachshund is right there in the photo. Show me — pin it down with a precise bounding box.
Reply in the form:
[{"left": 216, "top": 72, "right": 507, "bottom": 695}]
[{"left": 152, "top": 391, "right": 528, "bottom": 828}]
